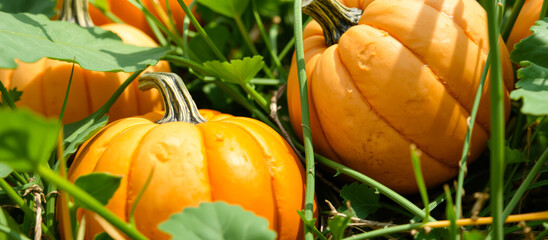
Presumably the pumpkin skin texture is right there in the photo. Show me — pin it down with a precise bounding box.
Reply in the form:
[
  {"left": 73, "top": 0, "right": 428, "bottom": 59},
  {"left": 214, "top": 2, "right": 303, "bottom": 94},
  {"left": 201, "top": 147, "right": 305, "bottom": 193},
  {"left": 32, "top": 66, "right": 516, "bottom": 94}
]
[
  {"left": 287, "top": 0, "right": 514, "bottom": 194},
  {"left": 0, "top": 23, "right": 169, "bottom": 124},
  {"left": 62, "top": 73, "right": 308, "bottom": 240},
  {"left": 506, "top": 0, "right": 543, "bottom": 52},
  {"left": 88, "top": 0, "right": 193, "bottom": 38}
]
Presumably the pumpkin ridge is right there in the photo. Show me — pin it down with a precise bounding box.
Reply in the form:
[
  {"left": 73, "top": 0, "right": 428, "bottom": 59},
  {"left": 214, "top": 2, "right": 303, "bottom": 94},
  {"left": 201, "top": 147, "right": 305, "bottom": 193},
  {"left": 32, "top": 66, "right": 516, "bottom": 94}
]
[
  {"left": 334, "top": 47, "right": 458, "bottom": 170},
  {"left": 196, "top": 123, "right": 214, "bottom": 204},
  {"left": 420, "top": 0, "right": 486, "bottom": 54},
  {"left": 80, "top": 65, "right": 95, "bottom": 117},
  {"left": 221, "top": 119, "right": 282, "bottom": 233},
  {"left": 353, "top": 23, "right": 491, "bottom": 133},
  {"left": 124, "top": 123, "right": 158, "bottom": 224}
]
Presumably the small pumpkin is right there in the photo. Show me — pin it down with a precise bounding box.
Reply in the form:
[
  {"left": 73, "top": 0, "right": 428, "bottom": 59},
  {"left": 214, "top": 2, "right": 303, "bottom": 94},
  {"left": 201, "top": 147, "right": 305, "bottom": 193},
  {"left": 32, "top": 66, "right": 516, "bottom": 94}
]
[
  {"left": 88, "top": 0, "right": 194, "bottom": 38},
  {"left": 506, "top": 0, "right": 543, "bottom": 52},
  {"left": 60, "top": 73, "right": 308, "bottom": 239},
  {"left": 287, "top": 0, "right": 514, "bottom": 193},
  {"left": 0, "top": 0, "right": 169, "bottom": 124}
]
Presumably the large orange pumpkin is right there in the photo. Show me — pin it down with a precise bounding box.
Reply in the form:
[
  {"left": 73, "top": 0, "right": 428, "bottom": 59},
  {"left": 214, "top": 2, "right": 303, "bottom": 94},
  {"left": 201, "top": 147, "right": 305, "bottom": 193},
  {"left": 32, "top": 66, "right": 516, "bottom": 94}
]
[
  {"left": 88, "top": 0, "right": 194, "bottom": 38},
  {"left": 506, "top": 0, "right": 543, "bottom": 52},
  {"left": 61, "top": 73, "right": 308, "bottom": 239},
  {"left": 287, "top": 0, "right": 514, "bottom": 193},
  {"left": 0, "top": 0, "right": 169, "bottom": 124}
]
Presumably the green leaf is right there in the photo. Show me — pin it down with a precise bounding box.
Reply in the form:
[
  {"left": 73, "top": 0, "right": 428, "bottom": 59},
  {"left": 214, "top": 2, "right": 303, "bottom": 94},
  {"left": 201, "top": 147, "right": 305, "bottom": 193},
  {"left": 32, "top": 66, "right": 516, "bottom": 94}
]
[
  {"left": 510, "top": 19, "right": 548, "bottom": 68},
  {"left": 462, "top": 230, "right": 485, "bottom": 240},
  {"left": 0, "top": 87, "right": 22, "bottom": 107},
  {"left": 487, "top": 140, "right": 528, "bottom": 164},
  {"left": 203, "top": 56, "right": 264, "bottom": 85},
  {"left": 327, "top": 215, "right": 351, "bottom": 240},
  {"left": 159, "top": 202, "right": 276, "bottom": 240},
  {"left": 0, "top": 0, "right": 56, "bottom": 18},
  {"left": 63, "top": 115, "right": 108, "bottom": 160},
  {"left": 0, "top": 164, "right": 12, "bottom": 178},
  {"left": 196, "top": 0, "right": 250, "bottom": 18},
  {"left": 94, "top": 232, "right": 114, "bottom": 240},
  {"left": 0, "top": 12, "right": 170, "bottom": 72},
  {"left": 0, "top": 109, "right": 59, "bottom": 172},
  {"left": 339, "top": 182, "right": 380, "bottom": 219},
  {"left": 0, "top": 207, "right": 22, "bottom": 240},
  {"left": 510, "top": 61, "right": 548, "bottom": 115},
  {"left": 89, "top": 0, "right": 110, "bottom": 13},
  {"left": 74, "top": 172, "right": 121, "bottom": 208}
]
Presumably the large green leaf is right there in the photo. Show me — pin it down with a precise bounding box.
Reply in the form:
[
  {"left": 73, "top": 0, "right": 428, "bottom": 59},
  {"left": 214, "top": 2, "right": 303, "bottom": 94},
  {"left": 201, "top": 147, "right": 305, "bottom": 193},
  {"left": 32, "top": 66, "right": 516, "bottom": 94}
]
[
  {"left": 203, "top": 56, "right": 264, "bottom": 85},
  {"left": 510, "top": 19, "right": 548, "bottom": 68},
  {"left": 159, "top": 202, "right": 276, "bottom": 240},
  {"left": 339, "top": 182, "right": 380, "bottom": 219},
  {"left": 63, "top": 115, "right": 108, "bottom": 160},
  {"left": 0, "top": 109, "right": 59, "bottom": 172},
  {"left": 510, "top": 62, "right": 548, "bottom": 115},
  {"left": 327, "top": 215, "right": 351, "bottom": 240},
  {"left": 0, "top": 12, "right": 170, "bottom": 72},
  {"left": 510, "top": 19, "right": 548, "bottom": 115},
  {"left": 0, "top": 0, "right": 56, "bottom": 18},
  {"left": 74, "top": 172, "right": 121, "bottom": 208},
  {"left": 196, "top": 0, "right": 250, "bottom": 18}
]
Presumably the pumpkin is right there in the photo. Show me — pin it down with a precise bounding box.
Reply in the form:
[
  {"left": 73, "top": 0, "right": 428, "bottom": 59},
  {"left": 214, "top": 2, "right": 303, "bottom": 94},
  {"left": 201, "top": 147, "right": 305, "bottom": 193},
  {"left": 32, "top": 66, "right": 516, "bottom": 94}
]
[
  {"left": 88, "top": 0, "right": 194, "bottom": 38},
  {"left": 287, "top": 0, "right": 514, "bottom": 193},
  {"left": 506, "top": 0, "right": 543, "bottom": 52},
  {"left": 0, "top": 0, "right": 169, "bottom": 124},
  {"left": 60, "top": 72, "right": 308, "bottom": 239}
]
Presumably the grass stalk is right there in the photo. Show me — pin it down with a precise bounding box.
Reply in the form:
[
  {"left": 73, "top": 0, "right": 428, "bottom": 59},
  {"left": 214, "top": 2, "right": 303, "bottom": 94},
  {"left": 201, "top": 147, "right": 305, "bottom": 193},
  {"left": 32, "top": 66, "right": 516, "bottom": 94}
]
[
  {"left": 293, "top": 0, "right": 316, "bottom": 239},
  {"left": 455, "top": 56, "right": 490, "bottom": 219},
  {"left": 36, "top": 165, "right": 147, "bottom": 240},
  {"left": 486, "top": 0, "right": 506, "bottom": 237}
]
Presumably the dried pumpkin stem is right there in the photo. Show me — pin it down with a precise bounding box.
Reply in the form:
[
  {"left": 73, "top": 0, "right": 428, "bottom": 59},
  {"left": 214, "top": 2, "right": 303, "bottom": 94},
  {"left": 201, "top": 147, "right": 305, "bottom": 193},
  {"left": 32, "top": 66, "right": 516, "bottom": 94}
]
[
  {"left": 60, "top": 0, "right": 95, "bottom": 27},
  {"left": 302, "top": 0, "right": 363, "bottom": 46},
  {"left": 138, "top": 72, "right": 206, "bottom": 124}
]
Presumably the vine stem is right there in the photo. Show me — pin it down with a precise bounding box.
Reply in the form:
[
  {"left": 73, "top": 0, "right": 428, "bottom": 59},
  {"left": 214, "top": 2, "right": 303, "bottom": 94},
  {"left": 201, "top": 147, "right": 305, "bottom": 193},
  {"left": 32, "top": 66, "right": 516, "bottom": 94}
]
[
  {"left": 175, "top": 0, "right": 226, "bottom": 61},
  {"left": 233, "top": 10, "right": 275, "bottom": 79},
  {"left": 293, "top": 0, "right": 315, "bottom": 238},
  {"left": 302, "top": 146, "right": 432, "bottom": 221},
  {"left": 343, "top": 211, "right": 548, "bottom": 240},
  {"left": 455, "top": 56, "right": 490, "bottom": 219},
  {"left": 0, "top": 178, "right": 54, "bottom": 239},
  {"left": 35, "top": 165, "right": 148, "bottom": 240},
  {"left": 486, "top": 0, "right": 505, "bottom": 237}
]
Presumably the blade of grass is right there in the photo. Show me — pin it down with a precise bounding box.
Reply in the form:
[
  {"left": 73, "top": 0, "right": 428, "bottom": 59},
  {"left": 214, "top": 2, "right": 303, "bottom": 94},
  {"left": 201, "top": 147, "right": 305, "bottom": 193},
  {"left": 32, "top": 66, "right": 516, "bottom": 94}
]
[
  {"left": 59, "top": 61, "right": 76, "bottom": 123},
  {"left": 410, "top": 145, "right": 430, "bottom": 223},
  {"left": 455, "top": 56, "right": 490, "bottom": 219},
  {"left": 293, "top": 0, "right": 316, "bottom": 239},
  {"left": 501, "top": 146, "right": 548, "bottom": 220},
  {"left": 175, "top": 0, "right": 227, "bottom": 61},
  {"left": 486, "top": 0, "right": 505, "bottom": 237},
  {"left": 540, "top": 0, "right": 548, "bottom": 20},
  {"left": 500, "top": 0, "right": 526, "bottom": 41},
  {"left": 0, "top": 81, "right": 16, "bottom": 110},
  {"left": 294, "top": 143, "right": 432, "bottom": 221},
  {"left": 36, "top": 164, "right": 147, "bottom": 240}
]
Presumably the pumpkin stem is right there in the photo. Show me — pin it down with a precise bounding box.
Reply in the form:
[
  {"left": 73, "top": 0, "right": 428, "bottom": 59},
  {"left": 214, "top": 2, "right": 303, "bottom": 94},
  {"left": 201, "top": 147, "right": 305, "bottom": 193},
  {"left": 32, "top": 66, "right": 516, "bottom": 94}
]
[
  {"left": 302, "top": 0, "right": 363, "bottom": 46},
  {"left": 59, "top": 0, "right": 95, "bottom": 27},
  {"left": 138, "top": 73, "right": 207, "bottom": 124}
]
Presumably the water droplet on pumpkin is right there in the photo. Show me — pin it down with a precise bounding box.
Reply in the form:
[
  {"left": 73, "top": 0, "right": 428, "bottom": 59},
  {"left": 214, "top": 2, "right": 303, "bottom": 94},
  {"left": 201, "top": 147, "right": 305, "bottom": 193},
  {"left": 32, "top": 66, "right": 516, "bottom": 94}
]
[
  {"left": 347, "top": 89, "right": 353, "bottom": 94},
  {"left": 215, "top": 134, "right": 224, "bottom": 141}
]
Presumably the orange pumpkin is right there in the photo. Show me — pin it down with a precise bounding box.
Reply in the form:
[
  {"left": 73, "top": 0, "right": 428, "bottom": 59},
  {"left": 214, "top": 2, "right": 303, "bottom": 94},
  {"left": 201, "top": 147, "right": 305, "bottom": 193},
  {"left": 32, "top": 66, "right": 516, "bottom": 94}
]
[
  {"left": 88, "top": 0, "right": 194, "bottom": 38},
  {"left": 506, "top": 0, "right": 543, "bottom": 52},
  {"left": 62, "top": 73, "right": 308, "bottom": 239},
  {"left": 287, "top": 0, "right": 514, "bottom": 193},
  {"left": 0, "top": 0, "right": 169, "bottom": 124}
]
